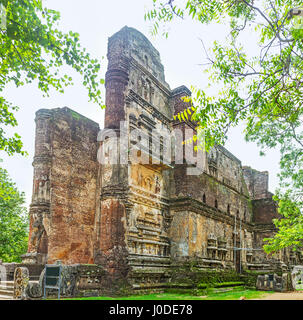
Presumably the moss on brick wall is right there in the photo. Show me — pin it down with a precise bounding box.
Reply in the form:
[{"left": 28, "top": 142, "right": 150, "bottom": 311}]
[
  {"left": 168, "top": 261, "right": 276, "bottom": 291},
  {"left": 169, "top": 262, "right": 241, "bottom": 288}
]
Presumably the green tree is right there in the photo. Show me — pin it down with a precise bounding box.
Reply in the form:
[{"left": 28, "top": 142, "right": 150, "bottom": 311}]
[
  {"left": 0, "top": 166, "right": 28, "bottom": 262},
  {"left": 263, "top": 191, "right": 303, "bottom": 253},
  {"left": 0, "top": 0, "right": 105, "bottom": 156},
  {"left": 145, "top": 0, "right": 303, "bottom": 253}
]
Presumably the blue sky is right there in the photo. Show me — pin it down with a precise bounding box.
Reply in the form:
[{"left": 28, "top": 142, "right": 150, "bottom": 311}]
[{"left": 1, "top": 0, "right": 280, "bottom": 207}]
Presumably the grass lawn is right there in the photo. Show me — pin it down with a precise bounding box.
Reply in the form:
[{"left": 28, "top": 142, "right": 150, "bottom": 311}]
[{"left": 66, "top": 289, "right": 274, "bottom": 300}]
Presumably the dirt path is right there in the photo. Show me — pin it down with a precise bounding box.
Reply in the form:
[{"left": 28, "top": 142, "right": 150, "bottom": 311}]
[{"left": 253, "top": 291, "right": 303, "bottom": 300}]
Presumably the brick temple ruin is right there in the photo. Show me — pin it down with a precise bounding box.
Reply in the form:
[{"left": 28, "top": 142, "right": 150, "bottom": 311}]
[{"left": 21, "top": 26, "right": 299, "bottom": 292}]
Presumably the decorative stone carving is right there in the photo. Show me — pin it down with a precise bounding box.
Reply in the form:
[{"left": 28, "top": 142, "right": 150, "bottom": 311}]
[
  {"left": 29, "top": 213, "right": 45, "bottom": 253},
  {"left": 162, "top": 210, "right": 171, "bottom": 233},
  {"left": 256, "top": 273, "right": 290, "bottom": 292},
  {"left": 25, "top": 282, "right": 42, "bottom": 299},
  {"left": 246, "top": 249, "right": 253, "bottom": 263},
  {"left": 38, "top": 264, "right": 105, "bottom": 298},
  {"left": 129, "top": 210, "right": 139, "bottom": 233},
  {"left": 207, "top": 234, "right": 217, "bottom": 260},
  {"left": 13, "top": 267, "right": 29, "bottom": 300},
  {"left": 217, "top": 238, "right": 227, "bottom": 261},
  {"left": 291, "top": 266, "right": 303, "bottom": 290}
]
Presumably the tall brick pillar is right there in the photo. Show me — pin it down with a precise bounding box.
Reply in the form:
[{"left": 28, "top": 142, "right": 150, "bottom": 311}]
[
  {"left": 104, "top": 28, "right": 129, "bottom": 129},
  {"left": 22, "top": 109, "right": 52, "bottom": 265},
  {"left": 172, "top": 85, "right": 192, "bottom": 116},
  {"left": 171, "top": 86, "right": 195, "bottom": 197},
  {"left": 171, "top": 85, "right": 194, "bottom": 163},
  {"left": 94, "top": 27, "right": 130, "bottom": 280}
]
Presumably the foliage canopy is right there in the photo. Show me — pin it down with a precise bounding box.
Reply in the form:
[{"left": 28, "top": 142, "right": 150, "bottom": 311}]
[
  {"left": 0, "top": 0, "right": 105, "bottom": 156},
  {"left": 0, "top": 166, "right": 28, "bottom": 262}
]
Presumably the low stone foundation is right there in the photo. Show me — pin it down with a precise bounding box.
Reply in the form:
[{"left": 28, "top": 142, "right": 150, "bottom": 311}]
[
  {"left": 7, "top": 259, "right": 297, "bottom": 299},
  {"left": 12, "top": 263, "right": 133, "bottom": 299},
  {"left": 256, "top": 273, "right": 292, "bottom": 292}
]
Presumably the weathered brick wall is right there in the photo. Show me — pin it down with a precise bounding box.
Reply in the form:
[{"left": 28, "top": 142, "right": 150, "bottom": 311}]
[
  {"left": 252, "top": 198, "right": 280, "bottom": 224},
  {"left": 169, "top": 127, "right": 255, "bottom": 270},
  {"left": 173, "top": 170, "right": 252, "bottom": 220},
  {"left": 48, "top": 108, "right": 100, "bottom": 264},
  {"left": 242, "top": 166, "right": 269, "bottom": 200},
  {"left": 169, "top": 199, "right": 255, "bottom": 268},
  {"left": 26, "top": 107, "right": 100, "bottom": 265}
]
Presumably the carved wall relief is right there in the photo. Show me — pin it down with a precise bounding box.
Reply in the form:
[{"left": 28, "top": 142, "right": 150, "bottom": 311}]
[
  {"left": 32, "top": 176, "right": 50, "bottom": 204},
  {"left": 29, "top": 213, "right": 47, "bottom": 254},
  {"left": 127, "top": 203, "right": 169, "bottom": 258},
  {"left": 207, "top": 234, "right": 217, "bottom": 260},
  {"left": 130, "top": 164, "right": 163, "bottom": 195},
  {"left": 217, "top": 238, "right": 227, "bottom": 261},
  {"left": 13, "top": 267, "right": 29, "bottom": 300},
  {"left": 129, "top": 209, "right": 139, "bottom": 233}
]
